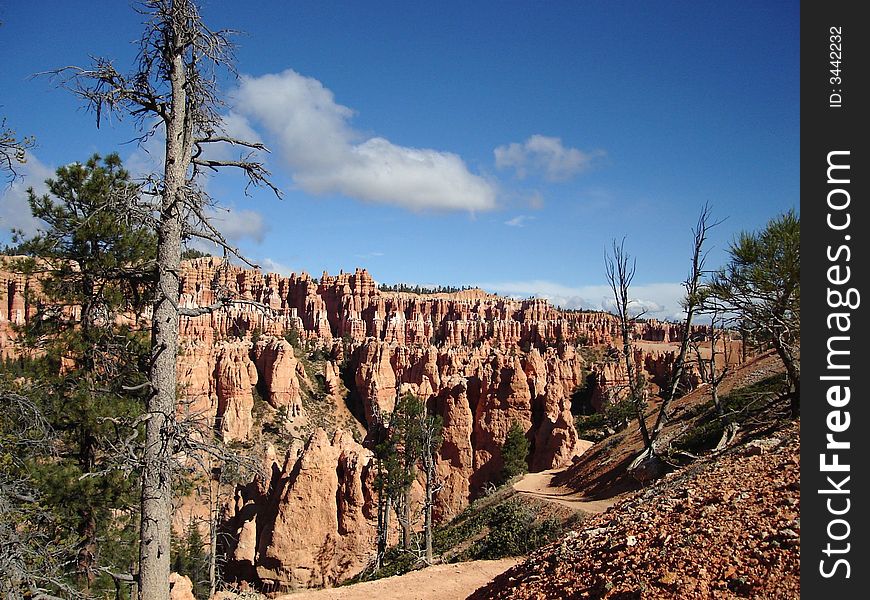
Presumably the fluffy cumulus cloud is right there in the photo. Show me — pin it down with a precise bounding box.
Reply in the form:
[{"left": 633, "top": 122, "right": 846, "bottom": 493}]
[
  {"left": 204, "top": 205, "right": 267, "bottom": 243},
  {"left": 478, "top": 280, "right": 686, "bottom": 320},
  {"left": 231, "top": 69, "right": 497, "bottom": 212},
  {"left": 494, "top": 135, "right": 601, "bottom": 181},
  {"left": 0, "top": 153, "right": 54, "bottom": 241}
]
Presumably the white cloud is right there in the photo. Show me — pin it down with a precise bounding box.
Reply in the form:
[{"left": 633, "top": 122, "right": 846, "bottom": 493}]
[
  {"left": 204, "top": 205, "right": 267, "bottom": 243},
  {"left": 259, "top": 257, "right": 294, "bottom": 276},
  {"left": 504, "top": 215, "right": 535, "bottom": 227},
  {"left": 231, "top": 69, "right": 497, "bottom": 212},
  {"left": 0, "top": 153, "right": 54, "bottom": 241},
  {"left": 478, "top": 280, "right": 687, "bottom": 320},
  {"left": 494, "top": 135, "right": 601, "bottom": 181}
]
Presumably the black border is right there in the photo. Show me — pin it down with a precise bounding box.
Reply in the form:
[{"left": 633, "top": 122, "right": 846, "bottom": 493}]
[{"left": 801, "top": 1, "right": 869, "bottom": 595}]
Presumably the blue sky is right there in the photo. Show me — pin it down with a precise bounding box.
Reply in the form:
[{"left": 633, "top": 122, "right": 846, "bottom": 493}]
[{"left": 0, "top": 1, "right": 799, "bottom": 318}]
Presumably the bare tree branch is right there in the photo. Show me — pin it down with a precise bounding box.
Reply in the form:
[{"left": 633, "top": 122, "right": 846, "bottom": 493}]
[{"left": 604, "top": 238, "right": 652, "bottom": 452}]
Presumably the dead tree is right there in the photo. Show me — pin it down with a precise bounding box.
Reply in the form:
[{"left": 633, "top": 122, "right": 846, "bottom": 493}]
[
  {"left": 49, "top": 2, "right": 280, "bottom": 597},
  {"left": 650, "top": 205, "right": 720, "bottom": 447},
  {"left": 419, "top": 412, "right": 443, "bottom": 565},
  {"left": 604, "top": 239, "right": 652, "bottom": 452},
  {"left": 687, "top": 294, "right": 738, "bottom": 451},
  {"left": 369, "top": 406, "right": 396, "bottom": 572},
  {"left": 1, "top": 116, "right": 35, "bottom": 184}
]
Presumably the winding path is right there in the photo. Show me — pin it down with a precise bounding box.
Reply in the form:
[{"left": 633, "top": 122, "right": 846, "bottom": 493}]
[
  {"left": 276, "top": 559, "right": 519, "bottom": 600},
  {"left": 513, "top": 467, "right": 617, "bottom": 513}
]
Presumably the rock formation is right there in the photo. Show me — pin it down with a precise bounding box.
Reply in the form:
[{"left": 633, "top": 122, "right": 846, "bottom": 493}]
[
  {"left": 221, "top": 429, "right": 378, "bottom": 591},
  {"left": 253, "top": 338, "right": 305, "bottom": 418},
  {"left": 0, "top": 255, "right": 740, "bottom": 589}
]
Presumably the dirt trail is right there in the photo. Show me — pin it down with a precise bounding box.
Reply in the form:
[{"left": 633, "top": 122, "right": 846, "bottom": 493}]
[
  {"left": 513, "top": 468, "right": 617, "bottom": 513},
  {"left": 276, "top": 559, "right": 519, "bottom": 600}
]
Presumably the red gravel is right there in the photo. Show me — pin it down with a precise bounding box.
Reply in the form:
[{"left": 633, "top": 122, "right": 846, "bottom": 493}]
[{"left": 469, "top": 416, "right": 800, "bottom": 599}]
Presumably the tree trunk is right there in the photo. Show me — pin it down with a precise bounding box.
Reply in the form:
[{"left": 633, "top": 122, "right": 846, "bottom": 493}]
[
  {"left": 376, "top": 495, "right": 391, "bottom": 569},
  {"left": 650, "top": 307, "right": 695, "bottom": 444},
  {"left": 77, "top": 511, "right": 97, "bottom": 591},
  {"left": 139, "top": 46, "right": 189, "bottom": 600},
  {"left": 209, "top": 481, "right": 218, "bottom": 598},
  {"left": 771, "top": 336, "right": 801, "bottom": 417},
  {"left": 139, "top": 207, "right": 181, "bottom": 600},
  {"left": 402, "top": 490, "right": 411, "bottom": 551},
  {"left": 621, "top": 322, "right": 652, "bottom": 450},
  {"left": 375, "top": 477, "right": 390, "bottom": 571},
  {"left": 424, "top": 461, "right": 434, "bottom": 564}
]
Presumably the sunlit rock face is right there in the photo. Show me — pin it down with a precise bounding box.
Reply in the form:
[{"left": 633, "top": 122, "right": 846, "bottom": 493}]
[{"left": 1, "top": 255, "right": 729, "bottom": 590}]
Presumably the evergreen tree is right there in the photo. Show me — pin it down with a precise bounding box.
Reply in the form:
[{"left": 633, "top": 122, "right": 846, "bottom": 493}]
[
  {"left": 500, "top": 422, "right": 530, "bottom": 484},
  {"left": 710, "top": 210, "right": 800, "bottom": 415},
  {"left": 392, "top": 393, "right": 424, "bottom": 550},
  {"left": 5, "top": 153, "right": 155, "bottom": 593},
  {"left": 172, "top": 522, "right": 209, "bottom": 599},
  {"left": 0, "top": 386, "right": 77, "bottom": 598}
]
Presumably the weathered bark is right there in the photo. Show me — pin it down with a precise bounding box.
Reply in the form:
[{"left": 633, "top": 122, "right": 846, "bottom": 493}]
[
  {"left": 771, "top": 335, "right": 800, "bottom": 417},
  {"left": 209, "top": 481, "right": 218, "bottom": 598},
  {"left": 420, "top": 414, "right": 440, "bottom": 565},
  {"left": 140, "top": 34, "right": 190, "bottom": 600},
  {"left": 77, "top": 512, "right": 97, "bottom": 590},
  {"left": 620, "top": 321, "right": 652, "bottom": 450},
  {"left": 402, "top": 492, "right": 411, "bottom": 551},
  {"left": 375, "top": 495, "right": 392, "bottom": 570},
  {"left": 423, "top": 459, "right": 434, "bottom": 564}
]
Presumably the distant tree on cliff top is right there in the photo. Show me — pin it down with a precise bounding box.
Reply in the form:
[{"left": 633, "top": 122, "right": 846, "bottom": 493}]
[
  {"left": 181, "top": 247, "right": 213, "bottom": 260},
  {"left": 49, "top": 1, "right": 280, "bottom": 596},
  {"left": 709, "top": 210, "right": 800, "bottom": 416}
]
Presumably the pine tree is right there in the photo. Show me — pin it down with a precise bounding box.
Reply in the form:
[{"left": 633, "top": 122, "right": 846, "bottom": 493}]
[
  {"left": 6, "top": 153, "right": 155, "bottom": 593},
  {"left": 392, "top": 393, "right": 424, "bottom": 550},
  {"left": 500, "top": 422, "right": 530, "bottom": 484},
  {"left": 51, "top": 5, "right": 280, "bottom": 593},
  {"left": 710, "top": 210, "right": 800, "bottom": 415}
]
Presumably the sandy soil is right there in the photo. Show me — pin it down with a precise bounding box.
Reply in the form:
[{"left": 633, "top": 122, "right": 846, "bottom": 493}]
[
  {"left": 513, "top": 468, "right": 618, "bottom": 513},
  {"left": 276, "top": 559, "right": 519, "bottom": 600}
]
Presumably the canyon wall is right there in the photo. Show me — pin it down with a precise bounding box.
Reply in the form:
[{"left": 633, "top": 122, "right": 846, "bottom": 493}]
[{"left": 1, "top": 256, "right": 731, "bottom": 589}]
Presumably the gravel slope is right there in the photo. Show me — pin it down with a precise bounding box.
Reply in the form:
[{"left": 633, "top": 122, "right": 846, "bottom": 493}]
[{"left": 469, "top": 422, "right": 800, "bottom": 599}]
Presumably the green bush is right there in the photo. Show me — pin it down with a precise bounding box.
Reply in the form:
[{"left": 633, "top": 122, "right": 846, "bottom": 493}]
[
  {"left": 604, "top": 397, "right": 636, "bottom": 430},
  {"left": 466, "top": 500, "right": 563, "bottom": 560},
  {"left": 574, "top": 412, "right": 609, "bottom": 442},
  {"left": 283, "top": 326, "right": 301, "bottom": 351}
]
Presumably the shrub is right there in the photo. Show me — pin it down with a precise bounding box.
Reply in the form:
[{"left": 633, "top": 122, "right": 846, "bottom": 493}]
[{"left": 468, "top": 500, "right": 563, "bottom": 559}]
